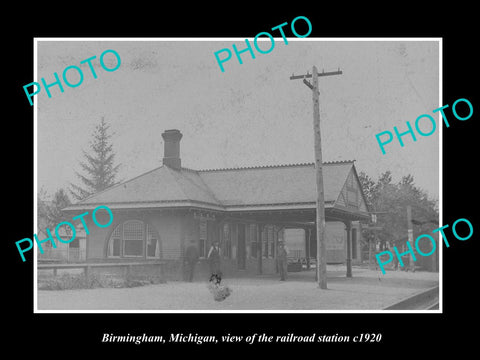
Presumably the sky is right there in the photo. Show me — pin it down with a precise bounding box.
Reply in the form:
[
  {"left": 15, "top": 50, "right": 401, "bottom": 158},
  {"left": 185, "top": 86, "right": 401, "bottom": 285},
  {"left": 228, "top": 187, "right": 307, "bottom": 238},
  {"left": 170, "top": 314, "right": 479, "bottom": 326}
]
[{"left": 36, "top": 38, "right": 440, "bottom": 202}]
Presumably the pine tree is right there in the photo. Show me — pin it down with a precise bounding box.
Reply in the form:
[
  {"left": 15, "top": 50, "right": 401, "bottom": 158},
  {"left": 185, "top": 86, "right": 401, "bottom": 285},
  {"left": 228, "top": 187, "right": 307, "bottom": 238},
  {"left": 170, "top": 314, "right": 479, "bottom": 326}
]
[{"left": 70, "top": 117, "right": 121, "bottom": 201}]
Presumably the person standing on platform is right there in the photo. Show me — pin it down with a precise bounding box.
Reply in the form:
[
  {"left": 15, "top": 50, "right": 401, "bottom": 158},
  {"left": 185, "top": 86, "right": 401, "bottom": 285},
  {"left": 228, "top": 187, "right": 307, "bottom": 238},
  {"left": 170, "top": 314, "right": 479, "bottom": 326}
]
[
  {"left": 184, "top": 239, "right": 199, "bottom": 282},
  {"left": 207, "top": 240, "right": 222, "bottom": 279},
  {"left": 206, "top": 240, "right": 231, "bottom": 302},
  {"left": 277, "top": 241, "right": 288, "bottom": 281}
]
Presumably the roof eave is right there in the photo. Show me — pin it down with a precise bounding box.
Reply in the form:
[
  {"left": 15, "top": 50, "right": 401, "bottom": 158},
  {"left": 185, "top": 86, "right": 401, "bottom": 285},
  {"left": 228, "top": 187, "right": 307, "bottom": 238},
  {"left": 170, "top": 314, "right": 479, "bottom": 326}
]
[{"left": 62, "top": 201, "right": 226, "bottom": 213}]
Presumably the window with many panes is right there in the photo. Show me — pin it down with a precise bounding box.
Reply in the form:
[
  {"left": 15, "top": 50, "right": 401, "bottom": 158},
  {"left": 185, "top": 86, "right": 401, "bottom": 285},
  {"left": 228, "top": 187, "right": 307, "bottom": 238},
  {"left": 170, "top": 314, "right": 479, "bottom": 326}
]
[
  {"left": 107, "top": 220, "right": 161, "bottom": 258},
  {"left": 108, "top": 225, "right": 122, "bottom": 257},
  {"left": 123, "top": 220, "right": 143, "bottom": 257}
]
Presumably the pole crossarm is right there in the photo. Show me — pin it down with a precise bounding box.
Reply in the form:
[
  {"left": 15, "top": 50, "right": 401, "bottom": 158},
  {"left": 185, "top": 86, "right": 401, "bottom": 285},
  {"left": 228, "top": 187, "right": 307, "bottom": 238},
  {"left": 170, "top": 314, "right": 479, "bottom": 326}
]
[{"left": 290, "top": 69, "right": 342, "bottom": 80}]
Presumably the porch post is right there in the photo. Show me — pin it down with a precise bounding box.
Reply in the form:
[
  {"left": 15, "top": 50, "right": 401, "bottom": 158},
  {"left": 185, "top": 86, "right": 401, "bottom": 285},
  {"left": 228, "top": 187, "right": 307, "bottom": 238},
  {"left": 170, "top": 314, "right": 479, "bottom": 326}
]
[
  {"left": 257, "top": 223, "right": 263, "bottom": 275},
  {"left": 345, "top": 221, "right": 352, "bottom": 278},
  {"left": 305, "top": 227, "right": 311, "bottom": 270},
  {"left": 275, "top": 226, "right": 284, "bottom": 274}
]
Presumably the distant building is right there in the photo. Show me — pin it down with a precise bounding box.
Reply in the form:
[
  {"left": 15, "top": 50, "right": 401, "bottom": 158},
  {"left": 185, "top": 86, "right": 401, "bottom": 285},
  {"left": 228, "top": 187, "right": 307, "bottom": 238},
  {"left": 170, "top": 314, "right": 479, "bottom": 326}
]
[
  {"left": 36, "top": 225, "right": 86, "bottom": 262},
  {"left": 63, "top": 129, "right": 370, "bottom": 279}
]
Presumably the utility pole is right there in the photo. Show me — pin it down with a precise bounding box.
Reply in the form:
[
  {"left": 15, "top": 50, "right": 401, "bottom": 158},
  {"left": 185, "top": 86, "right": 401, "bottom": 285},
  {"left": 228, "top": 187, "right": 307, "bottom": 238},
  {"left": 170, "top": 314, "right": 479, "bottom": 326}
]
[
  {"left": 406, "top": 205, "right": 415, "bottom": 272},
  {"left": 290, "top": 66, "right": 342, "bottom": 289}
]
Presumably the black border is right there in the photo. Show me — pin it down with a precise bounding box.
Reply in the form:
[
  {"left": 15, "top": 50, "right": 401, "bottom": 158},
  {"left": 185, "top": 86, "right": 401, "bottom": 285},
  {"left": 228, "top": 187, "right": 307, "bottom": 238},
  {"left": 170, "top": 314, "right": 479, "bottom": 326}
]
[{"left": 6, "top": 7, "right": 478, "bottom": 354}]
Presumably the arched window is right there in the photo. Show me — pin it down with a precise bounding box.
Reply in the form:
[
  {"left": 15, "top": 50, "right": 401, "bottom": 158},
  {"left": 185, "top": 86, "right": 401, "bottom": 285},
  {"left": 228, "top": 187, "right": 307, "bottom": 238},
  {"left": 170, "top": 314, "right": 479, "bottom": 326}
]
[{"left": 107, "top": 220, "right": 161, "bottom": 259}]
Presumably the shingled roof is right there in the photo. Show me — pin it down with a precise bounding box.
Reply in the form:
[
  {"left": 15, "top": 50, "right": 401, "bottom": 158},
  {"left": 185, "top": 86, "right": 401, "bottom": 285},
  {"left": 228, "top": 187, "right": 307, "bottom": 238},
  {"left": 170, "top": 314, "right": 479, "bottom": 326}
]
[
  {"left": 198, "top": 162, "right": 350, "bottom": 208},
  {"left": 63, "top": 160, "right": 369, "bottom": 218}
]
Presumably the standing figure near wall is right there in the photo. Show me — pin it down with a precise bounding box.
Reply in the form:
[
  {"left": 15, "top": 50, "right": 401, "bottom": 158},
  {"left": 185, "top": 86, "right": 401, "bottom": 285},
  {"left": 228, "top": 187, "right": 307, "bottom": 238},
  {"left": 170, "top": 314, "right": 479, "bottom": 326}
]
[
  {"left": 184, "top": 239, "right": 200, "bottom": 282},
  {"left": 207, "top": 240, "right": 222, "bottom": 278},
  {"left": 277, "top": 241, "right": 288, "bottom": 281}
]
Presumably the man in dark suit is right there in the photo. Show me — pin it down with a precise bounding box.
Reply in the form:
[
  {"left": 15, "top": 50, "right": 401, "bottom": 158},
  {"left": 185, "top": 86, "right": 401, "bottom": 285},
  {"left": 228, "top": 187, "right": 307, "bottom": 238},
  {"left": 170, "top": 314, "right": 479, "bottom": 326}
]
[
  {"left": 277, "top": 241, "right": 288, "bottom": 281},
  {"left": 184, "top": 240, "right": 200, "bottom": 282},
  {"left": 207, "top": 240, "right": 222, "bottom": 279}
]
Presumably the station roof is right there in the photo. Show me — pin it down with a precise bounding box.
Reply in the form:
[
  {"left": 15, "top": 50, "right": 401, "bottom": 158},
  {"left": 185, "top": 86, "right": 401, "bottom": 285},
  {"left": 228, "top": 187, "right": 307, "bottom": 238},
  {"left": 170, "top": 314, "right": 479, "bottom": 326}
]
[{"left": 63, "top": 160, "right": 370, "bottom": 220}]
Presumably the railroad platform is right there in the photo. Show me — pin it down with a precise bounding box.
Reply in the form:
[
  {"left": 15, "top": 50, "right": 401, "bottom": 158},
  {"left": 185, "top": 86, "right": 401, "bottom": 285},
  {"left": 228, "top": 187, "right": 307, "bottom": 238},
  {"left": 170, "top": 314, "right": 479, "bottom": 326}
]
[{"left": 36, "top": 264, "right": 440, "bottom": 311}]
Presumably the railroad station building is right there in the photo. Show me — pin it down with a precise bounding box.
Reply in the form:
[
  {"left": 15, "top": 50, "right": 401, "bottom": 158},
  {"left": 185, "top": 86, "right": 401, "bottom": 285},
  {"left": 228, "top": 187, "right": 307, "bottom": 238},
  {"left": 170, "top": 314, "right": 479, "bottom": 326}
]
[{"left": 63, "top": 129, "right": 370, "bottom": 279}]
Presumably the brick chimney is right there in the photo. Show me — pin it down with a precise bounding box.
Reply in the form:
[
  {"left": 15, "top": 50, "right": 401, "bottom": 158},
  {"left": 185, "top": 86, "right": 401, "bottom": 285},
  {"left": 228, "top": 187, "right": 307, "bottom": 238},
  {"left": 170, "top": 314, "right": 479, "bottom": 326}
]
[{"left": 161, "top": 129, "right": 183, "bottom": 170}]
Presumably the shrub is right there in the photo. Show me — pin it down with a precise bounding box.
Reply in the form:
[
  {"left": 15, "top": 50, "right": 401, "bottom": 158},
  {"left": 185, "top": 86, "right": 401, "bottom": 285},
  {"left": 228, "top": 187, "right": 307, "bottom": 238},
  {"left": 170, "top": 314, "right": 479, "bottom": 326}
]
[
  {"left": 38, "top": 272, "right": 166, "bottom": 290},
  {"left": 39, "top": 273, "right": 115, "bottom": 290}
]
